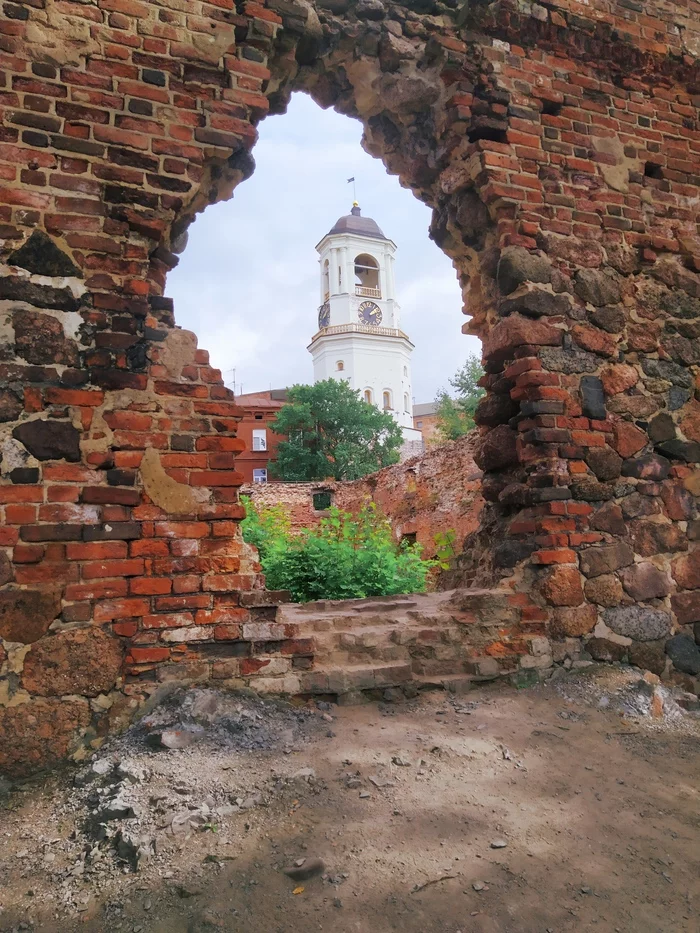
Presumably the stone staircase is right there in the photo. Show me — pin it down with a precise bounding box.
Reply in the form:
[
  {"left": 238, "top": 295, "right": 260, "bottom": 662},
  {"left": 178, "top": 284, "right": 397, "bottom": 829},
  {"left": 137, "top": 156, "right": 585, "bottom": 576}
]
[{"left": 272, "top": 588, "right": 543, "bottom": 701}]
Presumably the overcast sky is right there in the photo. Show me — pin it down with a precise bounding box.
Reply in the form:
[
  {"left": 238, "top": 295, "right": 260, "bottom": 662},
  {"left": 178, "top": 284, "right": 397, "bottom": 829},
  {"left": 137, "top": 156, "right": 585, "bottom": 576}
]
[{"left": 166, "top": 93, "right": 482, "bottom": 404}]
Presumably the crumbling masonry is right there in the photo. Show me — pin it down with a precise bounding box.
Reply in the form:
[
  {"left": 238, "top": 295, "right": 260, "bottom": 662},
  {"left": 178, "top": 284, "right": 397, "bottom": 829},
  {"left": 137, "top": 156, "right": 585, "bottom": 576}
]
[{"left": 1, "top": 0, "right": 699, "bottom": 774}]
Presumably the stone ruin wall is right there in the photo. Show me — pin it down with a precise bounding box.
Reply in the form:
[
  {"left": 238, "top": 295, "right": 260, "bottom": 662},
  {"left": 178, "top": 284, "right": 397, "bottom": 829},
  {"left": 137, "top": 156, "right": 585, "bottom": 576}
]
[
  {"left": 0, "top": 0, "right": 700, "bottom": 774},
  {"left": 241, "top": 432, "right": 484, "bottom": 558}
]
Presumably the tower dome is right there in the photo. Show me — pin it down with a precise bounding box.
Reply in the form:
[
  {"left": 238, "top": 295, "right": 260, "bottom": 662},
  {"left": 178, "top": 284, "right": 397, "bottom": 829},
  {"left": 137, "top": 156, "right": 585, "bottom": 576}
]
[{"left": 325, "top": 204, "right": 389, "bottom": 241}]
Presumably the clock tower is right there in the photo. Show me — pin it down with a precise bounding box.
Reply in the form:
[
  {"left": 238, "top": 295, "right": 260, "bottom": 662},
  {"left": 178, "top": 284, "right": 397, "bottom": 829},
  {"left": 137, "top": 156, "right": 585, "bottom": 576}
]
[{"left": 308, "top": 204, "right": 421, "bottom": 442}]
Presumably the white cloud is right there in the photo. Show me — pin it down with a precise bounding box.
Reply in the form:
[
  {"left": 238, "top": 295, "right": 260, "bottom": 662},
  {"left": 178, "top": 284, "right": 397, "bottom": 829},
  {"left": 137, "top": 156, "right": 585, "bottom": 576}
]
[{"left": 167, "top": 93, "right": 481, "bottom": 403}]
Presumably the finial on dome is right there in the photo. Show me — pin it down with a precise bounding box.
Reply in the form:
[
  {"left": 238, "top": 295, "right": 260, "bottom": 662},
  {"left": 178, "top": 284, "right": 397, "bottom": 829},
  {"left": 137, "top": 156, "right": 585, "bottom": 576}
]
[{"left": 351, "top": 202, "right": 361, "bottom": 216}]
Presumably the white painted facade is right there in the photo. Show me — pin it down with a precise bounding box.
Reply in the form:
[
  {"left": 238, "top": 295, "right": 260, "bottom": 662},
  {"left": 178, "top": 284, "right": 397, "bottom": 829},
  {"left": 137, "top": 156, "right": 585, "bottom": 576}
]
[{"left": 308, "top": 205, "right": 422, "bottom": 443}]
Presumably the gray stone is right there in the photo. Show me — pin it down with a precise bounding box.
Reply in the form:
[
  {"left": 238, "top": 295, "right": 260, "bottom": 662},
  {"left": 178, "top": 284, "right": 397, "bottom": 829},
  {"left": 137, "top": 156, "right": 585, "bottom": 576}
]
[
  {"left": 641, "top": 358, "right": 693, "bottom": 388},
  {"left": 665, "top": 635, "right": 700, "bottom": 675},
  {"left": 628, "top": 640, "right": 666, "bottom": 675},
  {"left": 580, "top": 376, "right": 606, "bottom": 420},
  {"left": 284, "top": 856, "right": 325, "bottom": 881},
  {"left": 591, "top": 305, "right": 626, "bottom": 333},
  {"left": 496, "top": 246, "right": 552, "bottom": 295},
  {"left": 575, "top": 269, "right": 622, "bottom": 307},
  {"left": 13, "top": 420, "right": 81, "bottom": 462},
  {"left": 499, "top": 288, "right": 569, "bottom": 319},
  {"left": 355, "top": 0, "right": 385, "bottom": 19},
  {"left": 540, "top": 347, "right": 599, "bottom": 374},
  {"left": 648, "top": 413, "right": 676, "bottom": 444},
  {"left": 604, "top": 606, "right": 672, "bottom": 641},
  {"left": 668, "top": 386, "right": 691, "bottom": 411},
  {"left": 656, "top": 440, "right": 700, "bottom": 463},
  {"left": 98, "top": 794, "right": 140, "bottom": 822},
  {"left": 0, "top": 277, "right": 80, "bottom": 312},
  {"left": 8, "top": 230, "right": 82, "bottom": 278}
]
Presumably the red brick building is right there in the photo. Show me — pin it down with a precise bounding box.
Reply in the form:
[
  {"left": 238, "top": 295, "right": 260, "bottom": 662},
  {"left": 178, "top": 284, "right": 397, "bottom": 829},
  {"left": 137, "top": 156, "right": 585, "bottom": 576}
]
[{"left": 234, "top": 389, "right": 288, "bottom": 484}]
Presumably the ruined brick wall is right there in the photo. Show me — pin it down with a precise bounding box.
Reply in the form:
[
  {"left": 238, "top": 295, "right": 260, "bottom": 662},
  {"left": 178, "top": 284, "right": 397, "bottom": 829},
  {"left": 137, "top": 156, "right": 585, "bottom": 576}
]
[
  {"left": 242, "top": 433, "right": 484, "bottom": 557},
  {"left": 1, "top": 0, "right": 699, "bottom": 774}
]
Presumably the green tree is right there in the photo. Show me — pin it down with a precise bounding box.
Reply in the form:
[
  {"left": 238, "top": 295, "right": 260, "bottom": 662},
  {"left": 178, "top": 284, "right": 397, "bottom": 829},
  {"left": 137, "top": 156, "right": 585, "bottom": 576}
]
[
  {"left": 435, "top": 353, "right": 485, "bottom": 441},
  {"left": 270, "top": 379, "right": 403, "bottom": 481}
]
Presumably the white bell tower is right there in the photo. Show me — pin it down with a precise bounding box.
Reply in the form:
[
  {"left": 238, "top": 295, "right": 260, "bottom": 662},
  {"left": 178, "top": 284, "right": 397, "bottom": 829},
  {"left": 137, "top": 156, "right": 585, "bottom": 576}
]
[{"left": 308, "top": 204, "right": 421, "bottom": 443}]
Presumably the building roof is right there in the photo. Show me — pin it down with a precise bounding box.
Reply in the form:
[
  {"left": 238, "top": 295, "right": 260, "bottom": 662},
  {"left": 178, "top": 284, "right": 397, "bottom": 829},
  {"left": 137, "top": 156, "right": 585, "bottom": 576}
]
[
  {"left": 413, "top": 402, "right": 438, "bottom": 417},
  {"left": 325, "top": 204, "right": 388, "bottom": 241},
  {"left": 235, "top": 389, "right": 288, "bottom": 408}
]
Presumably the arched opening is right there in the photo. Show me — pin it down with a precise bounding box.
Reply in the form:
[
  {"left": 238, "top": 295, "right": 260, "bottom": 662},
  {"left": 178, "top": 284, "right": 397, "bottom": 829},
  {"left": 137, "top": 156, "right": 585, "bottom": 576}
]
[
  {"left": 337, "top": 360, "right": 344, "bottom": 372},
  {"left": 323, "top": 259, "right": 330, "bottom": 301},
  {"left": 382, "top": 390, "right": 392, "bottom": 411},
  {"left": 404, "top": 393, "right": 410, "bottom": 413},
  {"left": 364, "top": 388, "right": 373, "bottom": 404},
  {"left": 354, "top": 253, "right": 380, "bottom": 298}
]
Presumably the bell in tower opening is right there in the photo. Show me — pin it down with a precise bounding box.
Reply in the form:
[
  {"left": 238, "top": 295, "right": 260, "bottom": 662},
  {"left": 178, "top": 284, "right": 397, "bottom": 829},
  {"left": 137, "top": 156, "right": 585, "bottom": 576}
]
[{"left": 308, "top": 204, "right": 422, "bottom": 448}]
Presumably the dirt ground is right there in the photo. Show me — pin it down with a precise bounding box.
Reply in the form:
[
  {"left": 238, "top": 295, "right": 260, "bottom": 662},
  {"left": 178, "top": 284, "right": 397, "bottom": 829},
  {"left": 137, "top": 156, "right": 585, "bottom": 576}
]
[{"left": 1, "top": 667, "right": 699, "bottom": 933}]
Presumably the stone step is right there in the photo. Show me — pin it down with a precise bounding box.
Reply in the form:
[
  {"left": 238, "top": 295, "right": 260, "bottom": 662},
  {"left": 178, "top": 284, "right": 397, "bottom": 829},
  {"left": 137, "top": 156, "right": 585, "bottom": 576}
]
[
  {"left": 299, "top": 661, "right": 413, "bottom": 696},
  {"left": 294, "top": 611, "right": 455, "bottom": 636}
]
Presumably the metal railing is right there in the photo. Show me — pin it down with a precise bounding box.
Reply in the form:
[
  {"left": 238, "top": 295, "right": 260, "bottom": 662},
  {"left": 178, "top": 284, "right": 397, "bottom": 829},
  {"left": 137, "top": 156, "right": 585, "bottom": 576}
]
[{"left": 355, "top": 285, "right": 381, "bottom": 298}]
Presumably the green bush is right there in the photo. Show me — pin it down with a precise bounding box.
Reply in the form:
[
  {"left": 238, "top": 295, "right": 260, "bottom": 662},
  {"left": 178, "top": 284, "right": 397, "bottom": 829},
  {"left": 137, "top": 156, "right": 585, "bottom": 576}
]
[{"left": 240, "top": 497, "right": 435, "bottom": 603}]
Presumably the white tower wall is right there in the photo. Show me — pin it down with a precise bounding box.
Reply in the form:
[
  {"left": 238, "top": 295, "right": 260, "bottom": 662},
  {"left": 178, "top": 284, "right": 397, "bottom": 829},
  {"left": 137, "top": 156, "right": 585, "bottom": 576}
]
[{"left": 308, "top": 205, "right": 421, "bottom": 442}]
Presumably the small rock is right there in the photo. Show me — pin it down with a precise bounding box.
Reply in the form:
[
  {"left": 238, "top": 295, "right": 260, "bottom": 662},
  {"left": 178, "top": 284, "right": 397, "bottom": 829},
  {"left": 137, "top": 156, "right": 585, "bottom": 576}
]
[
  {"left": 472, "top": 881, "right": 487, "bottom": 891},
  {"left": 490, "top": 839, "right": 508, "bottom": 849},
  {"left": 359, "top": 791, "right": 371, "bottom": 799},
  {"left": 291, "top": 767, "right": 316, "bottom": 782},
  {"left": 283, "top": 857, "right": 325, "bottom": 881},
  {"left": 149, "top": 727, "right": 203, "bottom": 750},
  {"left": 391, "top": 756, "right": 411, "bottom": 767},
  {"left": 176, "top": 882, "right": 203, "bottom": 898}
]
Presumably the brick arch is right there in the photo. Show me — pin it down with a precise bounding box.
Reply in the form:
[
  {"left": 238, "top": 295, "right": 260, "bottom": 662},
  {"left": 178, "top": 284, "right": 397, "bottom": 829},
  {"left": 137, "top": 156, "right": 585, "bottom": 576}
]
[{"left": 1, "top": 0, "right": 699, "bottom": 775}]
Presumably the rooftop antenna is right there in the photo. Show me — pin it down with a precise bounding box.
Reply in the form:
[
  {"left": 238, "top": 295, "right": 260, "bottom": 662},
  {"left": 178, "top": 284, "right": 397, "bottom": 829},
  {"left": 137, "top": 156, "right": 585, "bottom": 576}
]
[{"left": 224, "top": 368, "right": 236, "bottom": 394}]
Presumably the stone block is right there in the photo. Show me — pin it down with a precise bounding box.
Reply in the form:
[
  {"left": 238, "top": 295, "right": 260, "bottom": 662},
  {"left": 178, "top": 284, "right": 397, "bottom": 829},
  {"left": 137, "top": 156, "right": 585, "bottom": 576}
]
[
  {"left": 621, "top": 563, "right": 671, "bottom": 601},
  {"left": 22, "top": 628, "right": 124, "bottom": 697},
  {"left": 0, "top": 588, "right": 61, "bottom": 643},
  {"left": 579, "top": 542, "right": 634, "bottom": 578},
  {"left": 13, "top": 419, "right": 81, "bottom": 462},
  {"left": 603, "top": 606, "right": 672, "bottom": 641}
]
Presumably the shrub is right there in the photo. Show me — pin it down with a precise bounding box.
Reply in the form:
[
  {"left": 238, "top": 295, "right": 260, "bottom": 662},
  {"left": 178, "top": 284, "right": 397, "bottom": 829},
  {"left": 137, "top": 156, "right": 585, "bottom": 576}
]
[{"left": 240, "top": 497, "right": 435, "bottom": 603}]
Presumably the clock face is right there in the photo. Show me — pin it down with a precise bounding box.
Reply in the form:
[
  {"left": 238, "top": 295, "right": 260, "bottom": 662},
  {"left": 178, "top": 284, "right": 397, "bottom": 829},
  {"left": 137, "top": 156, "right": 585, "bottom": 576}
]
[
  {"left": 358, "top": 300, "right": 382, "bottom": 326},
  {"left": 318, "top": 302, "right": 330, "bottom": 329}
]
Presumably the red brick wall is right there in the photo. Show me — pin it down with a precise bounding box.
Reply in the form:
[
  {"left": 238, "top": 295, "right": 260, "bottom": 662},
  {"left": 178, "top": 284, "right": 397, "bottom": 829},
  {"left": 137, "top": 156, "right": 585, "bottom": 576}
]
[{"left": 0, "top": 0, "right": 699, "bottom": 773}]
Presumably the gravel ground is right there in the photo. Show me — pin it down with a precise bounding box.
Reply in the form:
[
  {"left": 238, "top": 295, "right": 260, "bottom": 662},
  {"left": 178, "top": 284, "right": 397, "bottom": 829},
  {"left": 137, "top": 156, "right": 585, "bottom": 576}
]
[{"left": 0, "top": 667, "right": 698, "bottom": 933}]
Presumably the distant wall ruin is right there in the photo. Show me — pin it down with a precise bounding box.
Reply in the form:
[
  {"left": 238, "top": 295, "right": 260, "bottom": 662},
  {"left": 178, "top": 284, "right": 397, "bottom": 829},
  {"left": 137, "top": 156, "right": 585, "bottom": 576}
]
[
  {"left": 241, "top": 432, "right": 484, "bottom": 559},
  {"left": 1, "top": 0, "right": 700, "bottom": 774}
]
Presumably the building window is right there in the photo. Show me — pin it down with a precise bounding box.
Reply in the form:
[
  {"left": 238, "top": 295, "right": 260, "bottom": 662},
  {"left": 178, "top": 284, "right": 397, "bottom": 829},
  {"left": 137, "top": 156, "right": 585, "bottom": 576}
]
[
  {"left": 364, "top": 389, "right": 373, "bottom": 404},
  {"left": 254, "top": 413, "right": 263, "bottom": 420},
  {"left": 383, "top": 390, "right": 392, "bottom": 410},
  {"left": 252, "top": 469, "right": 267, "bottom": 484},
  {"left": 401, "top": 532, "right": 418, "bottom": 548},
  {"left": 323, "top": 259, "right": 330, "bottom": 300},
  {"left": 354, "top": 253, "right": 380, "bottom": 297},
  {"left": 416, "top": 420, "right": 423, "bottom": 428},
  {"left": 403, "top": 366, "right": 408, "bottom": 377},
  {"left": 313, "top": 491, "right": 332, "bottom": 511},
  {"left": 404, "top": 393, "right": 409, "bottom": 412},
  {"left": 337, "top": 360, "right": 344, "bottom": 371},
  {"left": 252, "top": 428, "right": 267, "bottom": 451}
]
